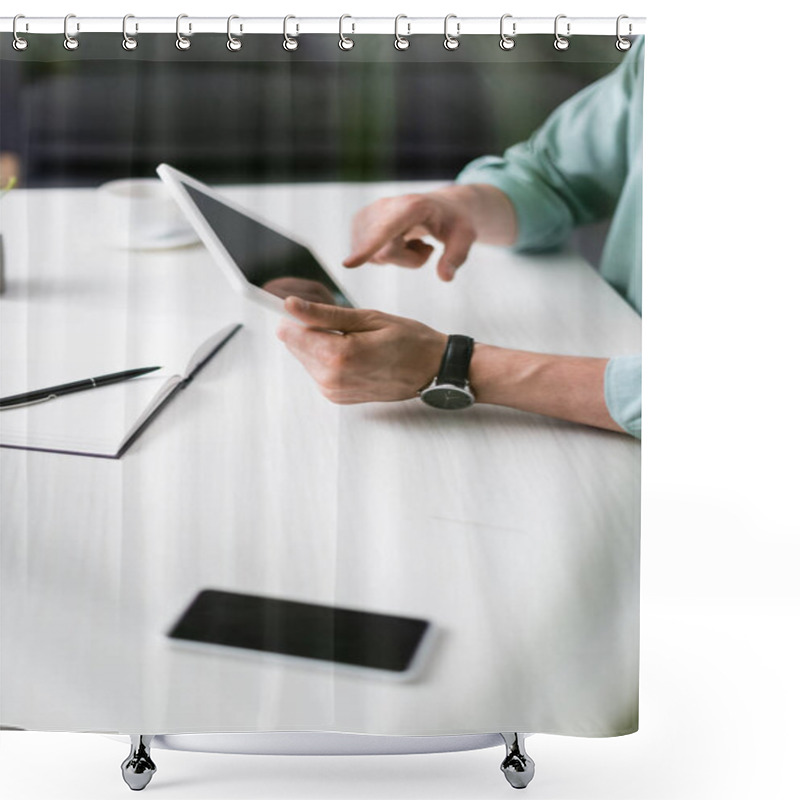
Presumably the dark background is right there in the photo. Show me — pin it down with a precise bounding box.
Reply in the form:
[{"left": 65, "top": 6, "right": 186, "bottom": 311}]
[{"left": 0, "top": 34, "right": 625, "bottom": 188}]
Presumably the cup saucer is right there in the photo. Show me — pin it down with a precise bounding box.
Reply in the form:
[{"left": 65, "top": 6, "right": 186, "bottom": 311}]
[{"left": 125, "top": 229, "right": 200, "bottom": 251}]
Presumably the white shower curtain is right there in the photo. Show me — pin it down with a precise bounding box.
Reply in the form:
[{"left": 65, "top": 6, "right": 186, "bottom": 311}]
[{"left": 0, "top": 22, "right": 642, "bottom": 739}]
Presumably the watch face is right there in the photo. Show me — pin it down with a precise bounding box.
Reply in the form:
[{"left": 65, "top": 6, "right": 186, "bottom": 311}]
[{"left": 420, "top": 384, "right": 475, "bottom": 410}]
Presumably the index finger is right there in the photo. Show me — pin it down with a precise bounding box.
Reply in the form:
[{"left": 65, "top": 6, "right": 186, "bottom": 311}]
[{"left": 343, "top": 196, "right": 432, "bottom": 268}]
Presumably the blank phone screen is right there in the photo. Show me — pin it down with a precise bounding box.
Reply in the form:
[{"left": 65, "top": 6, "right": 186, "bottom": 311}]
[{"left": 167, "top": 589, "right": 430, "bottom": 673}]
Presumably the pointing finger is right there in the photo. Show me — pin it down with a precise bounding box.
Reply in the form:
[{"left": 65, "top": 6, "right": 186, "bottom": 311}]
[{"left": 343, "top": 196, "right": 432, "bottom": 267}]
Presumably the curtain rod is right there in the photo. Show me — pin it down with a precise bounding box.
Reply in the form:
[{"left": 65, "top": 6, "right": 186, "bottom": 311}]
[{"left": 1, "top": 16, "right": 646, "bottom": 38}]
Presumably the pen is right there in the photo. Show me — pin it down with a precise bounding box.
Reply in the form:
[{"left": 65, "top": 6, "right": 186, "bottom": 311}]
[{"left": 0, "top": 366, "right": 162, "bottom": 410}]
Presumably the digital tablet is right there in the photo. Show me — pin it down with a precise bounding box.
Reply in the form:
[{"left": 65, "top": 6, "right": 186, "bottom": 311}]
[{"left": 157, "top": 163, "right": 356, "bottom": 313}]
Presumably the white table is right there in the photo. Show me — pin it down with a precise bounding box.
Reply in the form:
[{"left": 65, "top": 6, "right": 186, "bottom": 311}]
[{"left": 0, "top": 182, "right": 641, "bottom": 740}]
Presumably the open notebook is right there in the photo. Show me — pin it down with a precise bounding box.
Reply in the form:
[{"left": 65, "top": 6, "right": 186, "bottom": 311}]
[{"left": 0, "top": 322, "right": 242, "bottom": 459}]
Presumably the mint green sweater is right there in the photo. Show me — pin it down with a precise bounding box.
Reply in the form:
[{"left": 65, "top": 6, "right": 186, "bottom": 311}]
[{"left": 456, "top": 38, "right": 643, "bottom": 438}]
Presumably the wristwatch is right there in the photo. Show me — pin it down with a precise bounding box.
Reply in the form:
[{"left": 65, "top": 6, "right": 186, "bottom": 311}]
[{"left": 419, "top": 334, "right": 475, "bottom": 410}]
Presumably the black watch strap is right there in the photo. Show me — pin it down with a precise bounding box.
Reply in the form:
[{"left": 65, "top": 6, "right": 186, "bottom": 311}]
[{"left": 436, "top": 335, "right": 474, "bottom": 388}]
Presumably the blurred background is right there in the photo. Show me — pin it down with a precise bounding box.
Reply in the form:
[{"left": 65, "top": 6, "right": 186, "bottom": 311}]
[{"left": 1, "top": 34, "right": 624, "bottom": 189}]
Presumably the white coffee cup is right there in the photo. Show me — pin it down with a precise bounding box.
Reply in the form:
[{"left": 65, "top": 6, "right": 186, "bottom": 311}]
[{"left": 97, "top": 178, "right": 199, "bottom": 250}]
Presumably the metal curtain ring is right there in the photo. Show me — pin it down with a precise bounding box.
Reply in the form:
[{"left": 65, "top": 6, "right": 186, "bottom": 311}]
[
  {"left": 283, "top": 15, "right": 299, "bottom": 51},
  {"left": 339, "top": 14, "right": 354, "bottom": 50},
  {"left": 616, "top": 14, "right": 632, "bottom": 51},
  {"left": 122, "top": 14, "right": 138, "bottom": 51},
  {"left": 499, "top": 14, "right": 516, "bottom": 50},
  {"left": 12, "top": 15, "right": 28, "bottom": 51},
  {"left": 176, "top": 14, "right": 191, "bottom": 50},
  {"left": 443, "top": 14, "right": 460, "bottom": 51},
  {"left": 63, "top": 13, "right": 79, "bottom": 50},
  {"left": 554, "top": 14, "right": 570, "bottom": 51},
  {"left": 394, "top": 14, "right": 410, "bottom": 50},
  {"left": 227, "top": 15, "right": 242, "bottom": 51}
]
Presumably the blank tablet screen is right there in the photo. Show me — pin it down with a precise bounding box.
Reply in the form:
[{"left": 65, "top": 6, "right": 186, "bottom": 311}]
[{"left": 184, "top": 184, "right": 353, "bottom": 307}]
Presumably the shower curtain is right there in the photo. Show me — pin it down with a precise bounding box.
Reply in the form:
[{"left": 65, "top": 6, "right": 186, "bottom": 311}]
[{"left": 0, "top": 23, "right": 642, "bottom": 739}]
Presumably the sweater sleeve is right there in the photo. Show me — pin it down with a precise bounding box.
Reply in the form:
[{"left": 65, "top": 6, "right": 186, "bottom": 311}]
[
  {"left": 457, "top": 42, "right": 644, "bottom": 438},
  {"left": 455, "top": 38, "right": 643, "bottom": 251},
  {"left": 604, "top": 355, "right": 641, "bottom": 439}
]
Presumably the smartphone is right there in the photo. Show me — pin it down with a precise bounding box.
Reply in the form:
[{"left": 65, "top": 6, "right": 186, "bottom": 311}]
[{"left": 166, "top": 589, "right": 434, "bottom": 680}]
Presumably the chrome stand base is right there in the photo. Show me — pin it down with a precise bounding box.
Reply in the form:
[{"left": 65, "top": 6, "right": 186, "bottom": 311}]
[
  {"left": 500, "top": 732, "right": 535, "bottom": 789},
  {"left": 116, "top": 732, "right": 530, "bottom": 791},
  {"left": 121, "top": 735, "right": 157, "bottom": 791}
]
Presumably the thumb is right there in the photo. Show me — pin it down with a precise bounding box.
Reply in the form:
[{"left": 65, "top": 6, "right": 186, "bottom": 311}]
[{"left": 284, "top": 296, "right": 380, "bottom": 333}]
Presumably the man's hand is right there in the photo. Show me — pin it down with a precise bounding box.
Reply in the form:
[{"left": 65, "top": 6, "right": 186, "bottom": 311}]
[
  {"left": 276, "top": 296, "right": 447, "bottom": 404},
  {"left": 277, "top": 297, "right": 627, "bottom": 434},
  {"left": 343, "top": 191, "right": 476, "bottom": 282},
  {"left": 342, "top": 184, "right": 517, "bottom": 282}
]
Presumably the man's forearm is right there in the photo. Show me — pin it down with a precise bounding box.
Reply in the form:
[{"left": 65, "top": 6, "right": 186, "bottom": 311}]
[
  {"left": 277, "top": 298, "right": 628, "bottom": 435},
  {"left": 431, "top": 187, "right": 622, "bottom": 433},
  {"left": 470, "top": 344, "right": 623, "bottom": 433}
]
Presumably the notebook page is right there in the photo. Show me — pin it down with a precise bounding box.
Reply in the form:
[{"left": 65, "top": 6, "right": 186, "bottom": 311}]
[{"left": 0, "top": 301, "right": 225, "bottom": 457}]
